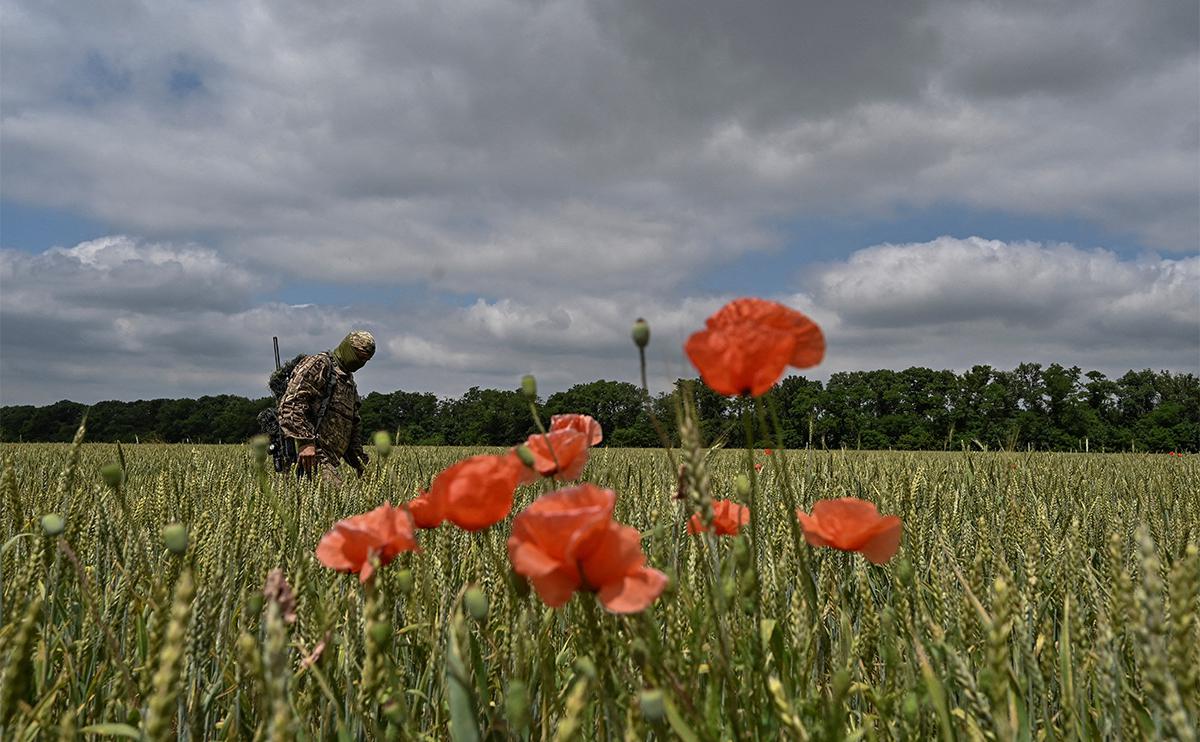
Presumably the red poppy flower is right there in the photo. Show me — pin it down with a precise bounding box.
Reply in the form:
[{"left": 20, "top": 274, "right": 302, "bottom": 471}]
[
  {"left": 550, "top": 413, "right": 603, "bottom": 446},
  {"left": 316, "top": 503, "right": 418, "bottom": 583},
  {"left": 764, "top": 448, "right": 774, "bottom": 456},
  {"left": 754, "top": 463, "right": 763, "bottom": 472},
  {"left": 684, "top": 298, "right": 824, "bottom": 397},
  {"left": 426, "top": 453, "right": 525, "bottom": 531},
  {"left": 795, "top": 498, "right": 902, "bottom": 564},
  {"left": 520, "top": 428, "right": 591, "bottom": 483},
  {"left": 405, "top": 490, "right": 444, "bottom": 529},
  {"left": 687, "top": 499, "right": 750, "bottom": 536},
  {"left": 507, "top": 484, "right": 668, "bottom": 613}
]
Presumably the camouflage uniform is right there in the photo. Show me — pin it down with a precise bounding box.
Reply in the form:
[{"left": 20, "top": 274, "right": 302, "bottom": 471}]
[{"left": 277, "top": 331, "right": 374, "bottom": 479}]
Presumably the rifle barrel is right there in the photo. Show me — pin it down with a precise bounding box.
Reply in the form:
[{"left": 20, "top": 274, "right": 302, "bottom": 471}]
[{"left": 273, "top": 336, "right": 281, "bottom": 370}]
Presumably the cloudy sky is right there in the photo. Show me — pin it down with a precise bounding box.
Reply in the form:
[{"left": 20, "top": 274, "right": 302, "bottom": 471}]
[{"left": 1, "top": 0, "right": 1197, "bottom": 406}]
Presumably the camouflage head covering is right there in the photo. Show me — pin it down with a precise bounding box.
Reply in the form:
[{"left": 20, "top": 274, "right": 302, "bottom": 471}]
[{"left": 333, "top": 330, "right": 375, "bottom": 372}]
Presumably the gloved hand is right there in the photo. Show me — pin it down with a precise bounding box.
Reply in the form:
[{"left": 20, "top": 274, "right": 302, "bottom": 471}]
[{"left": 298, "top": 444, "right": 318, "bottom": 475}]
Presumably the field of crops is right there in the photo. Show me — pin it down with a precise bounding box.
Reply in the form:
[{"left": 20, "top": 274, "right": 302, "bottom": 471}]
[{"left": 1, "top": 427, "right": 1197, "bottom": 740}]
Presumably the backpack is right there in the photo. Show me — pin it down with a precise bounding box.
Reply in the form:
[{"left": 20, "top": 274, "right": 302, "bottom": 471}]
[{"left": 257, "top": 353, "right": 337, "bottom": 472}]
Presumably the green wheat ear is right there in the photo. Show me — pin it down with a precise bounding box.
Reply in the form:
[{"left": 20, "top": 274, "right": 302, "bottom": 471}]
[{"left": 0, "top": 433, "right": 1195, "bottom": 738}]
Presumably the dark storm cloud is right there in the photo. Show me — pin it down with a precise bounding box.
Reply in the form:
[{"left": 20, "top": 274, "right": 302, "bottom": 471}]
[{"left": 1, "top": 1, "right": 1197, "bottom": 403}]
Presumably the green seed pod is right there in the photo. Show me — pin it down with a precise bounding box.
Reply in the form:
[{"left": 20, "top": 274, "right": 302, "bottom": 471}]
[
  {"left": 373, "top": 430, "right": 393, "bottom": 459},
  {"left": 40, "top": 513, "right": 65, "bottom": 537},
  {"left": 368, "top": 620, "right": 391, "bottom": 645},
  {"left": 521, "top": 374, "right": 537, "bottom": 400},
  {"left": 514, "top": 444, "right": 536, "bottom": 468},
  {"left": 100, "top": 462, "right": 125, "bottom": 489},
  {"left": 732, "top": 536, "right": 751, "bottom": 569},
  {"left": 631, "top": 318, "right": 650, "bottom": 349},
  {"left": 249, "top": 435, "right": 269, "bottom": 466},
  {"left": 734, "top": 473, "right": 751, "bottom": 499},
  {"left": 395, "top": 568, "right": 414, "bottom": 595},
  {"left": 161, "top": 524, "right": 188, "bottom": 555},
  {"left": 721, "top": 575, "right": 737, "bottom": 603},
  {"left": 504, "top": 680, "right": 530, "bottom": 733},
  {"left": 902, "top": 691, "right": 920, "bottom": 721},
  {"left": 638, "top": 689, "right": 666, "bottom": 722},
  {"left": 464, "top": 586, "right": 489, "bottom": 622},
  {"left": 573, "top": 655, "right": 597, "bottom": 680},
  {"left": 246, "top": 593, "right": 264, "bottom": 617}
]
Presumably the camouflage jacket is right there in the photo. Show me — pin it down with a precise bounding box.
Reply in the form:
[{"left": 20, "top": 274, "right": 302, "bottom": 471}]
[{"left": 277, "top": 352, "right": 364, "bottom": 465}]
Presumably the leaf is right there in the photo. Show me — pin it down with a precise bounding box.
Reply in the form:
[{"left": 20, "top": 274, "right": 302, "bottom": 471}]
[
  {"left": 80, "top": 723, "right": 141, "bottom": 738},
  {"left": 664, "top": 695, "right": 701, "bottom": 742}
]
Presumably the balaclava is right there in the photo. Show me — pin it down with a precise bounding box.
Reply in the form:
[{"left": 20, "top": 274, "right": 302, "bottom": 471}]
[{"left": 333, "top": 330, "right": 375, "bottom": 372}]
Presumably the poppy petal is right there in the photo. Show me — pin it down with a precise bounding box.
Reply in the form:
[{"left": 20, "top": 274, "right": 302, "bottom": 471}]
[
  {"left": 529, "top": 569, "right": 581, "bottom": 608},
  {"left": 598, "top": 567, "right": 668, "bottom": 614},
  {"left": 796, "top": 510, "right": 834, "bottom": 548},
  {"left": 431, "top": 454, "right": 523, "bottom": 531},
  {"left": 860, "top": 515, "right": 902, "bottom": 564},
  {"left": 580, "top": 523, "right": 646, "bottom": 589},
  {"left": 550, "top": 414, "right": 604, "bottom": 446},
  {"left": 685, "top": 324, "right": 795, "bottom": 397},
  {"left": 315, "top": 527, "right": 360, "bottom": 572},
  {"left": 508, "top": 540, "right": 563, "bottom": 579}
]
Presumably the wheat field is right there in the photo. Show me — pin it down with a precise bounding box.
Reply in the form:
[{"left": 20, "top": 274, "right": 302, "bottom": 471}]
[{"left": 1, "top": 425, "right": 1196, "bottom": 740}]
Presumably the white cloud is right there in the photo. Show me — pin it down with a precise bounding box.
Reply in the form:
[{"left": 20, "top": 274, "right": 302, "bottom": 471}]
[
  {"left": 2, "top": 235, "right": 1194, "bottom": 405},
  {"left": 0, "top": 0, "right": 1194, "bottom": 305}
]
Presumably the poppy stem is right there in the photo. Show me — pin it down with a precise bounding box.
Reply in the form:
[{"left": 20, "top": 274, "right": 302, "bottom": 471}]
[
  {"left": 756, "top": 396, "right": 821, "bottom": 627},
  {"left": 740, "top": 404, "right": 763, "bottom": 622},
  {"left": 637, "top": 344, "right": 679, "bottom": 471},
  {"left": 525, "top": 401, "right": 562, "bottom": 475}
]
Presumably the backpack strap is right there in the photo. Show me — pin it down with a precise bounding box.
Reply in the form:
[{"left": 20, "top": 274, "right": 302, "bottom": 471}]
[{"left": 313, "top": 352, "right": 338, "bottom": 434}]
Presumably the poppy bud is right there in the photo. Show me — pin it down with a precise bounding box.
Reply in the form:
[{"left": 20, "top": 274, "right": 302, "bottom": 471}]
[
  {"left": 464, "top": 586, "right": 489, "bottom": 622},
  {"left": 373, "top": 430, "right": 393, "bottom": 459},
  {"left": 638, "top": 689, "right": 666, "bottom": 722},
  {"left": 100, "top": 462, "right": 125, "bottom": 489},
  {"left": 514, "top": 444, "right": 536, "bottom": 468},
  {"left": 41, "top": 513, "right": 65, "bottom": 537},
  {"left": 896, "top": 558, "right": 914, "bottom": 587},
  {"left": 126, "top": 707, "right": 141, "bottom": 725},
  {"left": 521, "top": 374, "right": 537, "bottom": 400},
  {"left": 369, "top": 621, "right": 392, "bottom": 645},
  {"left": 734, "top": 473, "right": 751, "bottom": 499},
  {"left": 505, "top": 681, "right": 530, "bottom": 732},
  {"left": 732, "top": 536, "right": 751, "bottom": 569},
  {"left": 631, "top": 318, "right": 650, "bottom": 349},
  {"left": 573, "top": 656, "right": 597, "bottom": 680},
  {"left": 246, "top": 593, "right": 264, "bottom": 616},
  {"left": 249, "top": 435, "right": 269, "bottom": 465},
  {"left": 902, "top": 692, "right": 920, "bottom": 721},
  {"left": 396, "top": 568, "right": 414, "bottom": 595},
  {"left": 162, "top": 523, "right": 188, "bottom": 555},
  {"left": 721, "top": 575, "right": 737, "bottom": 603}
]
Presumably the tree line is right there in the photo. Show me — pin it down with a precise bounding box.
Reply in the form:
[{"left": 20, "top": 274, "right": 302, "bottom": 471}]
[{"left": 1, "top": 363, "right": 1196, "bottom": 452}]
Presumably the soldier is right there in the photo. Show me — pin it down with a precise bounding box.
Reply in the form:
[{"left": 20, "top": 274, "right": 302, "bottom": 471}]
[{"left": 277, "top": 330, "right": 375, "bottom": 481}]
